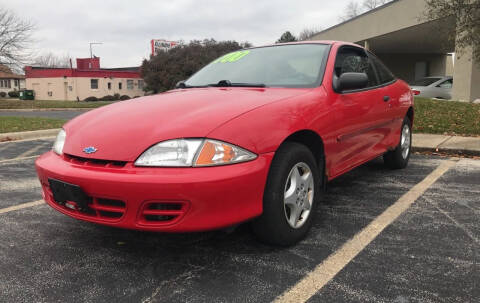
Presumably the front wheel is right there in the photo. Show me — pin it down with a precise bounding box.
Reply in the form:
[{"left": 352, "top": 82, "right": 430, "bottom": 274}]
[
  {"left": 384, "top": 117, "right": 412, "bottom": 169},
  {"left": 251, "top": 142, "right": 321, "bottom": 246}
]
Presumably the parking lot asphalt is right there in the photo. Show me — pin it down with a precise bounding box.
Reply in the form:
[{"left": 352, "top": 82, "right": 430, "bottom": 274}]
[
  {"left": 0, "top": 138, "right": 478, "bottom": 303},
  {"left": 0, "top": 110, "right": 86, "bottom": 120}
]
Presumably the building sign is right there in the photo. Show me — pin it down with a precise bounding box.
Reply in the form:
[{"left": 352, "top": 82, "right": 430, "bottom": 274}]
[{"left": 151, "top": 39, "right": 179, "bottom": 56}]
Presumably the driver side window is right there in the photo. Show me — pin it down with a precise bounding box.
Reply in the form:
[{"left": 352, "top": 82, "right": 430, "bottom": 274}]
[{"left": 334, "top": 47, "right": 378, "bottom": 88}]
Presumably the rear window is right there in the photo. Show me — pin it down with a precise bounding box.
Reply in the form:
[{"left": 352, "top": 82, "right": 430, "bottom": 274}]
[{"left": 411, "top": 78, "right": 441, "bottom": 86}]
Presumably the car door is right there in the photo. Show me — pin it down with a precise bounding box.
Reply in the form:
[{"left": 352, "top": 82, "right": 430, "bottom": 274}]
[
  {"left": 368, "top": 53, "right": 402, "bottom": 152},
  {"left": 330, "top": 46, "right": 386, "bottom": 177},
  {"left": 435, "top": 78, "right": 453, "bottom": 99}
]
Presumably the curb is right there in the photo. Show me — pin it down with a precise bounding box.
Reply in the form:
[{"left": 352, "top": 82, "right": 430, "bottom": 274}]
[
  {"left": 412, "top": 146, "right": 480, "bottom": 157},
  {"left": 0, "top": 129, "right": 60, "bottom": 142},
  {"left": 0, "top": 108, "right": 92, "bottom": 112}
]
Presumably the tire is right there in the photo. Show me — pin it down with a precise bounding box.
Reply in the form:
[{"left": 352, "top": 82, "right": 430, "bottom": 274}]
[
  {"left": 251, "top": 142, "right": 322, "bottom": 246},
  {"left": 384, "top": 117, "right": 412, "bottom": 169}
]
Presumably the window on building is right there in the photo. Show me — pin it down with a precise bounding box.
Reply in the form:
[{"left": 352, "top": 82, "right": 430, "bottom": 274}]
[
  {"left": 138, "top": 80, "right": 144, "bottom": 90},
  {"left": 0, "top": 79, "right": 11, "bottom": 88},
  {"left": 118, "top": 82, "right": 122, "bottom": 90},
  {"left": 127, "top": 79, "right": 134, "bottom": 90},
  {"left": 108, "top": 82, "right": 112, "bottom": 90},
  {"left": 14, "top": 79, "right": 19, "bottom": 87},
  {"left": 91, "top": 79, "right": 99, "bottom": 89}
]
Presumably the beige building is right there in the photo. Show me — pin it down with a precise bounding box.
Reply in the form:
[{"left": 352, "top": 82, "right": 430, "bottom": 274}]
[
  {"left": 0, "top": 65, "right": 25, "bottom": 95},
  {"left": 24, "top": 57, "right": 144, "bottom": 101},
  {"left": 310, "top": 0, "right": 479, "bottom": 102}
]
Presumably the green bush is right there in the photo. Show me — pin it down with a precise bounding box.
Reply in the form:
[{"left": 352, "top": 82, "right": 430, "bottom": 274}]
[
  {"left": 0, "top": 92, "right": 6, "bottom": 98},
  {"left": 99, "top": 95, "right": 115, "bottom": 101},
  {"left": 119, "top": 95, "right": 130, "bottom": 100},
  {"left": 113, "top": 93, "right": 120, "bottom": 100},
  {"left": 8, "top": 91, "right": 19, "bottom": 98},
  {"left": 84, "top": 96, "right": 98, "bottom": 102},
  {"left": 141, "top": 39, "right": 252, "bottom": 93}
]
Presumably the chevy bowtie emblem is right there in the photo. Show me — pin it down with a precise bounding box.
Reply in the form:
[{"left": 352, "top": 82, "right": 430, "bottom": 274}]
[{"left": 83, "top": 146, "right": 97, "bottom": 154}]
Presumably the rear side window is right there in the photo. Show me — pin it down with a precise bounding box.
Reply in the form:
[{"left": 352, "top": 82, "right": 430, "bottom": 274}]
[
  {"left": 370, "top": 55, "right": 395, "bottom": 84},
  {"left": 437, "top": 79, "right": 453, "bottom": 89},
  {"left": 334, "top": 47, "right": 378, "bottom": 88}
]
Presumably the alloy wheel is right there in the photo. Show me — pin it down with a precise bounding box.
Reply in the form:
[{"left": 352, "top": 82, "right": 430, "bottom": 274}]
[{"left": 283, "top": 162, "right": 314, "bottom": 229}]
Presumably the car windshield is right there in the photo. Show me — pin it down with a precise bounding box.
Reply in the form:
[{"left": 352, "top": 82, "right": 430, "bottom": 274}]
[
  {"left": 185, "top": 44, "right": 329, "bottom": 88},
  {"left": 411, "top": 77, "right": 442, "bottom": 86}
]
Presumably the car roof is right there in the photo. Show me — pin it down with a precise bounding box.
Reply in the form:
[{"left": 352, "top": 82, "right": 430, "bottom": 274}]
[{"left": 246, "top": 40, "right": 363, "bottom": 50}]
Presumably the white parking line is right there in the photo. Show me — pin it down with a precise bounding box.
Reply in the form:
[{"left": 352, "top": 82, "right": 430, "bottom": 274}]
[
  {"left": 275, "top": 159, "right": 457, "bottom": 303},
  {"left": 0, "top": 200, "right": 44, "bottom": 215},
  {"left": 0, "top": 136, "right": 55, "bottom": 145},
  {"left": 17, "top": 144, "right": 45, "bottom": 158},
  {"left": 0, "top": 155, "right": 40, "bottom": 164}
]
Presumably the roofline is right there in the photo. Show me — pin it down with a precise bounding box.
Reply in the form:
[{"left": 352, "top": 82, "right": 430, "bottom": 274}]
[
  {"left": 241, "top": 40, "right": 336, "bottom": 50},
  {"left": 310, "top": 0, "right": 401, "bottom": 38},
  {"left": 27, "top": 66, "right": 140, "bottom": 72},
  {"left": 0, "top": 76, "right": 25, "bottom": 79}
]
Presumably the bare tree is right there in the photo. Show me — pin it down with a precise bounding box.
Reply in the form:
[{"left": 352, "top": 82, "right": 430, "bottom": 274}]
[
  {"left": 298, "top": 27, "right": 322, "bottom": 41},
  {"left": 32, "top": 52, "right": 71, "bottom": 68},
  {"left": 0, "top": 8, "right": 34, "bottom": 70},
  {"left": 362, "top": 0, "right": 390, "bottom": 11},
  {"left": 424, "top": 0, "right": 480, "bottom": 62},
  {"left": 339, "top": 1, "right": 362, "bottom": 21},
  {"left": 339, "top": 0, "right": 393, "bottom": 22}
]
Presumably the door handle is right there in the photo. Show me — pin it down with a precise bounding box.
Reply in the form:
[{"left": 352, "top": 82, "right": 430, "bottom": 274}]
[{"left": 383, "top": 96, "right": 390, "bottom": 102}]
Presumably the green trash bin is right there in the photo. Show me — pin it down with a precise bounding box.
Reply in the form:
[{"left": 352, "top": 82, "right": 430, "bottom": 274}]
[{"left": 19, "top": 90, "right": 35, "bottom": 100}]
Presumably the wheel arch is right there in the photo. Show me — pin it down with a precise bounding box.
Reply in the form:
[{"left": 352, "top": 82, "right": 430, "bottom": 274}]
[
  {"left": 280, "top": 129, "right": 326, "bottom": 181},
  {"left": 406, "top": 106, "right": 414, "bottom": 125}
]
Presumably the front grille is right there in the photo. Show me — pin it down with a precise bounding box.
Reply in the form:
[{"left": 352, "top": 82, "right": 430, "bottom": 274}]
[
  {"left": 138, "top": 201, "right": 188, "bottom": 225},
  {"left": 44, "top": 185, "right": 126, "bottom": 221},
  {"left": 64, "top": 154, "right": 127, "bottom": 168}
]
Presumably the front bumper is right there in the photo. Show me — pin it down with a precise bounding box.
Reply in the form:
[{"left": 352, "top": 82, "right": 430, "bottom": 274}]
[{"left": 35, "top": 151, "right": 273, "bottom": 232}]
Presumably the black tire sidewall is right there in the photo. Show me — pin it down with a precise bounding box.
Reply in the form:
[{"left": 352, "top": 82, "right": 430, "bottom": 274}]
[
  {"left": 252, "top": 142, "right": 322, "bottom": 246},
  {"left": 384, "top": 117, "right": 412, "bottom": 169}
]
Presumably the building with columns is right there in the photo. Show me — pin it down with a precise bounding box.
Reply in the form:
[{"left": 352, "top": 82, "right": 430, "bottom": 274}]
[{"left": 310, "top": 0, "right": 479, "bottom": 102}]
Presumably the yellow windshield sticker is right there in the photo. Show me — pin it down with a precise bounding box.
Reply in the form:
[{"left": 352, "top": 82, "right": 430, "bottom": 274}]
[{"left": 214, "top": 50, "right": 250, "bottom": 63}]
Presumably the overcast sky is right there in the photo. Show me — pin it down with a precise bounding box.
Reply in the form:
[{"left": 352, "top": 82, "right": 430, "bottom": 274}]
[{"left": 3, "top": 0, "right": 353, "bottom": 68}]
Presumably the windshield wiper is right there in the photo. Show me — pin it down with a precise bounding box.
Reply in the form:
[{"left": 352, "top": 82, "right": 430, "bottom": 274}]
[
  {"left": 175, "top": 80, "right": 207, "bottom": 89},
  {"left": 208, "top": 80, "right": 266, "bottom": 88}
]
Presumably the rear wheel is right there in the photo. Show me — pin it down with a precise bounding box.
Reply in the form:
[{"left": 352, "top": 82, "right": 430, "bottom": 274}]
[
  {"left": 384, "top": 117, "right": 412, "bottom": 169},
  {"left": 252, "top": 142, "right": 321, "bottom": 246}
]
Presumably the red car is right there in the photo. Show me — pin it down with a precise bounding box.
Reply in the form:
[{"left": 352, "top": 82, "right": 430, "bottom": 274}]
[{"left": 35, "top": 41, "right": 413, "bottom": 246}]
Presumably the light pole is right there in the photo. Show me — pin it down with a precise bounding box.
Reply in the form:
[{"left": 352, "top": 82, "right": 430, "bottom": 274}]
[{"left": 89, "top": 42, "right": 103, "bottom": 58}]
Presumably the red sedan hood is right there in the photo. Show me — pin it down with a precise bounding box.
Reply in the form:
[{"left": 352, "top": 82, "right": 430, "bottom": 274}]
[{"left": 63, "top": 87, "right": 309, "bottom": 161}]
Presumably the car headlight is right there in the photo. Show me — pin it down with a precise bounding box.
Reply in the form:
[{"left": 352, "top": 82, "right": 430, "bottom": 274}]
[
  {"left": 134, "top": 139, "right": 257, "bottom": 167},
  {"left": 52, "top": 129, "right": 66, "bottom": 155}
]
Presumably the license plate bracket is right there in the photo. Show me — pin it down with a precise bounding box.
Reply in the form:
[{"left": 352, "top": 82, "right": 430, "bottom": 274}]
[{"left": 48, "top": 178, "right": 92, "bottom": 212}]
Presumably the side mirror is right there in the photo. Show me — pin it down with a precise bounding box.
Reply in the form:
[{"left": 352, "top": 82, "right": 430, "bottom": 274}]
[
  {"left": 335, "top": 72, "right": 368, "bottom": 92},
  {"left": 175, "top": 80, "right": 187, "bottom": 89}
]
